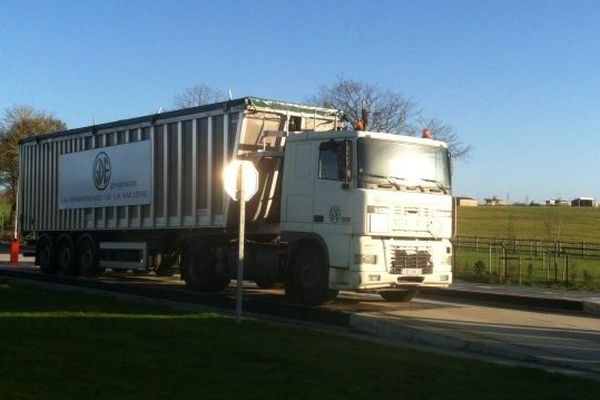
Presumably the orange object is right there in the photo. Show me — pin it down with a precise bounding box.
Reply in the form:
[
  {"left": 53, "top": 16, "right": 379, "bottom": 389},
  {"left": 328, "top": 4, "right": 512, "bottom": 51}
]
[
  {"left": 10, "top": 238, "right": 20, "bottom": 265},
  {"left": 421, "top": 128, "right": 432, "bottom": 139},
  {"left": 354, "top": 120, "right": 364, "bottom": 130}
]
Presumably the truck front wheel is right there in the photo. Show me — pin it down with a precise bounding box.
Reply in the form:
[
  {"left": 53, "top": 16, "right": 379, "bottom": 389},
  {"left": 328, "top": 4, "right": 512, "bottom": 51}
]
[{"left": 290, "top": 244, "right": 338, "bottom": 306}]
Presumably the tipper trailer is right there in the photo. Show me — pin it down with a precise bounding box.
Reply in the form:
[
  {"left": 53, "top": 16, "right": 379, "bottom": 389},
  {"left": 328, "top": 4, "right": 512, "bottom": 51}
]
[{"left": 19, "top": 97, "right": 454, "bottom": 305}]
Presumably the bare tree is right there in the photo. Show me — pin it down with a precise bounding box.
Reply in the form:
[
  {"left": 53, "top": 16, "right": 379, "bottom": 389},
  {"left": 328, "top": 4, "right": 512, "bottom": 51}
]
[
  {"left": 309, "top": 77, "right": 471, "bottom": 159},
  {"left": 419, "top": 117, "right": 472, "bottom": 159},
  {"left": 544, "top": 206, "right": 563, "bottom": 243},
  {"left": 308, "top": 78, "right": 418, "bottom": 134},
  {"left": 173, "top": 84, "right": 227, "bottom": 109},
  {"left": 0, "top": 105, "right": 66, "bottom": 219}
]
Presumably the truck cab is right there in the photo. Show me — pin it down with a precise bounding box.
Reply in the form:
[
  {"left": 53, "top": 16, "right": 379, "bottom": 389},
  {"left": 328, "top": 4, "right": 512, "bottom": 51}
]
[{"left": 281, "top": 130, "right": 453, "bottom": 302}]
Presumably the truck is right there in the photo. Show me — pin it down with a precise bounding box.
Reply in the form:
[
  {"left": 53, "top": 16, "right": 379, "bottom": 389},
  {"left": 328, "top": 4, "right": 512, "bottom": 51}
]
[{"left": 18, "top": 97, "right": 454, "bottom": 305}]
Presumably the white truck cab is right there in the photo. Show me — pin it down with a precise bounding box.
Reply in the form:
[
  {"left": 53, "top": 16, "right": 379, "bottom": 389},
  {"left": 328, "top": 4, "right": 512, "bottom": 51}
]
[{"left": 281, "top": 130, "right": 453, "bottom": 301}]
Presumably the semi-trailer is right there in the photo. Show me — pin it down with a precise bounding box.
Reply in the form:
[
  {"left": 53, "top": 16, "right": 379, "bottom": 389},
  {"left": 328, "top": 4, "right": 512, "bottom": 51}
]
[{"left": 18, "top": 97, "right": 454, "bottom": 305}]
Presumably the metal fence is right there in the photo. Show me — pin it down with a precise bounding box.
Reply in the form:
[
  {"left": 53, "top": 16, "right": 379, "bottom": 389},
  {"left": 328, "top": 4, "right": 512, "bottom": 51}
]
[{"left": 453, "top": 236, "right": 600, "bottom": 290}]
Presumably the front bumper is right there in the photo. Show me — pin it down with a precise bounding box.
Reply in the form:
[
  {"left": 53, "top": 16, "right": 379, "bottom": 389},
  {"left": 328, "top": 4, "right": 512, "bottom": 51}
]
[{"left": 338, "top": 235, "right": 453, "bottom": 290}]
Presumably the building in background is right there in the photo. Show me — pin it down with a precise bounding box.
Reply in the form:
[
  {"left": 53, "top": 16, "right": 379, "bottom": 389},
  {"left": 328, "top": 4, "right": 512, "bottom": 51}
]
[
  {"left": 483, "top": 197, "right": 506, "bottom": 206},
  {"left": 457, "top": 197, "right": 478, "bottom": 207},
  {"left": 545, "top": 199, "right": 571, "bottom": 206},
  {"left": 571, "top": 197, "right": 595, "bottom": 207}
]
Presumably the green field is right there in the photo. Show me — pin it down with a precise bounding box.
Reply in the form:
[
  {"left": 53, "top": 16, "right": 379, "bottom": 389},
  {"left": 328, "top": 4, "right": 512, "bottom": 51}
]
[
  {"left": 455, "top": 206, "right": 600, "bottom": 288},
  {"left": 457, "top": 206, "right": 600, "bottom": 243},
  {"left": 1, "top": 280, "right": 598, "bottom": 399}
]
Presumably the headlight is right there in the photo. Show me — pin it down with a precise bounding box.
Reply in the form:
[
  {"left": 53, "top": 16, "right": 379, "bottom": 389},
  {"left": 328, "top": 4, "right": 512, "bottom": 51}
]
[
  {"left": 367, "top": 206, "right": 391, "bottom": 214},
  {"left": 369, "top": 213, "right": 389, "bottom": 233}
]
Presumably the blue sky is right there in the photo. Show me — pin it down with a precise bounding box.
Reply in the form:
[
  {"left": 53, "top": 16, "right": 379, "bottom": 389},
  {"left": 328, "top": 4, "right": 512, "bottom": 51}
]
[{"left": 2, "top": 0, "right": 600, "bottom": 203}]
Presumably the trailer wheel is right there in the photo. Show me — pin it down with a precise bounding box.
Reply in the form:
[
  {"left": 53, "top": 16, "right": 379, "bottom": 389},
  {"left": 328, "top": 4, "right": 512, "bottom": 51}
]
[
  {"left": 290, "top": 244, "right": 338, "bottom": 306},
  {"left": 77, "top": 236, "right": 102, "bottom": 277},
  {"left": 56, "top": 234, "right": 78, "bottom": 276},
  {"left": 182, "top": 245, "right": 229, "bottom": 291},
  {"left": 37, "top": 235, "right": 57, "bottom": 273},
  {"left": 380, "top": 288, "right": 419, "bottom": 302}
]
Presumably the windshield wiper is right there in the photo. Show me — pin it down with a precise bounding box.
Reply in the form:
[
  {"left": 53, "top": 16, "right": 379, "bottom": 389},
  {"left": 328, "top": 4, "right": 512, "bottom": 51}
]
[
  {"left": 360, "top": 173, "right": 398, "bottom": 189},
  {"left": 418, "top": 178, "right": 448, "bottom": 194}
]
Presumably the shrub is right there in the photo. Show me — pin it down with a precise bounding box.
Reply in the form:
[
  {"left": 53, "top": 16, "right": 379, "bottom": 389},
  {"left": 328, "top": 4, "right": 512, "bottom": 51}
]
[
  {"left": 472, "top": 260, "right": 487, "bottom": 278},
  {"left": 582, "top": 270, "right": 595, "bottom": 290}
]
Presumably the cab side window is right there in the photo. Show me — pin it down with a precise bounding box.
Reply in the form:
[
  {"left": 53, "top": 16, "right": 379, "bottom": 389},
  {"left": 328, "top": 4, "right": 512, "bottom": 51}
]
[{"left": 318, "top": 140, "right": 349, "bottom": 181}]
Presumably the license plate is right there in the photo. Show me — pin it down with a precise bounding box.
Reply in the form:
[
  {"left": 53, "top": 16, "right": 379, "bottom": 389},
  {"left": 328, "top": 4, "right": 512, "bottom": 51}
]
[{"left": 401, "top": 268, "right": 422, "bottom": 275}]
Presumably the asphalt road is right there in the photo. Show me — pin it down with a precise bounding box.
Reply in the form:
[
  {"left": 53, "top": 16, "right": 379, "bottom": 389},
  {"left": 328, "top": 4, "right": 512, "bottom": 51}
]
[{"left": 1, "top": 263, "right": 599, "bottom": 380}]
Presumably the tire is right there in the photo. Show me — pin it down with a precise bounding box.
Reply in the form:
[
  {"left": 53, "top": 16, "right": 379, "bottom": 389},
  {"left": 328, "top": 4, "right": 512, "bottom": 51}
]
[
  {"left": 37, "top": 235, "right": 57, "bottom": 273},
  {"left": 380, "top": 288, "right": 419, "bottom": 302},
  {"left": 77, "top": 236, "right": 103, "bottom": 277},
  {"left": 182, "top": 244, "right": 230, "bottom": 291},
  {"left": 289, "top": 244, "right": 338, "bottom": 306},
  {"left": 56, "top": 234, "right": 78, "bottom": 276}
]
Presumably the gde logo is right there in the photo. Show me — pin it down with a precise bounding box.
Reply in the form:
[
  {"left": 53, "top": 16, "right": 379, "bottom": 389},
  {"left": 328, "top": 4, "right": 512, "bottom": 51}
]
[{"left": 93, "top": 152, "right": 111, "bottom": 190}]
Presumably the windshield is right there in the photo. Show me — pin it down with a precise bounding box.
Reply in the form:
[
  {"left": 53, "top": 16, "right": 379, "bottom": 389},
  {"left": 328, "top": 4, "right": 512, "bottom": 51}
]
[{"left": 357, "top": 138, "right": 451, "bottom": 192}]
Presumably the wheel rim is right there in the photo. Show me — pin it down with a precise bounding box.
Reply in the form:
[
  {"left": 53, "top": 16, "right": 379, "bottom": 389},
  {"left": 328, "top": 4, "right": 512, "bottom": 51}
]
[
  {"left": 40, "top": 244, "right": 51, "bottom": 266},
  {"left": 59, "top": 247, "right": 71, "bottom": 267},
  {"left": 81, "top": 247, "right": 92, "bottom": 269},
  {"left": 299, "top": 257, "right": 321, "bottom": 290}
]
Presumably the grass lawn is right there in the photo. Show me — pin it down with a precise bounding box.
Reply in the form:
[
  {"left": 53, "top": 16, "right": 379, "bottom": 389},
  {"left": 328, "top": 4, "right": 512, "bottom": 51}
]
[
  {"left": 0, "top": 280, "right": 599, "bottom": 399},
  {"left": 458, "top": 206, "right": 600, "bottom": 243}
]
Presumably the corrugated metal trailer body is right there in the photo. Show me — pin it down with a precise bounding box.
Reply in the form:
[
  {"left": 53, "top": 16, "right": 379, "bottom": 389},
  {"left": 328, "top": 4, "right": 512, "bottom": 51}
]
[{"left": 19, "top": 97, "right": 340, "bottom": 235}]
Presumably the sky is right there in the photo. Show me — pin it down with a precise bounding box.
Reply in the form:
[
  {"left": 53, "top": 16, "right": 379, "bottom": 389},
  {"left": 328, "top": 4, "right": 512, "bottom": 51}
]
[{"left": 2, "top": 0, "right": 600, "bottom": 203}]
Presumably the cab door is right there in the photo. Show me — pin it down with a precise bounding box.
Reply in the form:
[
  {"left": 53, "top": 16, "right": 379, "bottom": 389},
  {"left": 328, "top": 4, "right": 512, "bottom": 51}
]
[{"left": 312, "top": 139, "right": 353, "bottom": 269}]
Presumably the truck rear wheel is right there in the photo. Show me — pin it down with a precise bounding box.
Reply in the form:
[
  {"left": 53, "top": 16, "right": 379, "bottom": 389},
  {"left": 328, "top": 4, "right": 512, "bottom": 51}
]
[
  {"left": 56, "top": 234, "right": 78, "bottom": 276},
  {"left": 290, "top": 244, "right": 338, "bottom": 306},
  {"left": 77, "top": 236, "right": 102, "bottom": 277},
  {"left": 37, "top": 235, "right": 57, "bottom": 273},
  {"left": 182, "top": 245, "right": 230, "bottom": 291}
]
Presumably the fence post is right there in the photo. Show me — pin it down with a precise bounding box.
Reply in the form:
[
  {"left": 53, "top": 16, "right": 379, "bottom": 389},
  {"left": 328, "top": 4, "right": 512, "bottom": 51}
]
[
  {"left": 475, "top": 236, "right": 478, "bottom": 250},
  {"left": 518, "top": 256, "right": 522, "bottom": 285},
  {"left": 582, "top": 242, "right": 585, "bottom": 259},
  {"left": 488, "top": 243, "right": 492, "bottom": 281},
  {"left": 564, "top": 255, "right": 569, "bottom": 286},
  {"left": 544, "top": 251, "right": 549, "bottom": 283},
  {"left": 502, "top": 247, "right": 507, "bottom": 283}
]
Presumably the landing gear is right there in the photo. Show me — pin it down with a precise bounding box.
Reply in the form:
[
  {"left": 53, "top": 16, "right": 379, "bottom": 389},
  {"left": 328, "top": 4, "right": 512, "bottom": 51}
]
[
  {"left": 155, "top": 252, "right": 178, "bottom": 277},
  {"left": 182, "top": 244, "right": 230, "bottom": 291}
]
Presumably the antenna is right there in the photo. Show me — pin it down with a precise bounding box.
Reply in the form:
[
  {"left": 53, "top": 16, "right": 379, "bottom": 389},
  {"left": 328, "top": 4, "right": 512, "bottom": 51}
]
[{"left": 228, "top": 89, "right": 233, "bottom": 100}]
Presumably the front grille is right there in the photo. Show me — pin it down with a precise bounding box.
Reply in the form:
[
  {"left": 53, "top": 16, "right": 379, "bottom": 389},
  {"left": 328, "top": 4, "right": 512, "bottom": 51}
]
[{"left": 388, "top": 248, "right": 433, "bottom": 274}]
